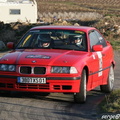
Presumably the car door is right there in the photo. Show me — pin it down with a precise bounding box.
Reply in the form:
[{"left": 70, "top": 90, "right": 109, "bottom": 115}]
[
  {"left": 89, "top": 30, "right": 108, "bottom": 87},
  {"left": 94, "top": 30, "right": 112, "bottom": 84}
]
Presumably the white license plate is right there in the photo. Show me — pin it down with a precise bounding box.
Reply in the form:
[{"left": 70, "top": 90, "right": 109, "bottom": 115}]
[{"left": 17, "top": 77, "right": 46, "bottom": 84}]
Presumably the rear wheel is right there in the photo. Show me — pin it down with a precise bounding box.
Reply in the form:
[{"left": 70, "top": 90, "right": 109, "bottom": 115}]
[
  {"left": 100, "top": 65, "right": 114, "bottom": 93},
  {"left": 74, "top": 69, "right": 87, "bottom": 103}
]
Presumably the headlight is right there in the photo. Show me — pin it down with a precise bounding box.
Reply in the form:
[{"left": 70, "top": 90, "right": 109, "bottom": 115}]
[
  {"left": 8, "top": 65, "right": 16, "bottom": 71},
  {"left": 0, "top": 64, "right": 16, "bottom": 72},
  {"left": 0, "top": 64, "right": 8, "bottom": 71},
  {"left": 51, "top": 66, "right": 78, "bottom": 74},
  {"left": 70, "top": 67, "right": 78, "bottom": 73}
]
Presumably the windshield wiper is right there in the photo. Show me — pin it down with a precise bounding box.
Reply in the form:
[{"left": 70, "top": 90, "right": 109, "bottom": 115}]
[{"left": 52, "top": 47, "right": 72, "bottom": 50}]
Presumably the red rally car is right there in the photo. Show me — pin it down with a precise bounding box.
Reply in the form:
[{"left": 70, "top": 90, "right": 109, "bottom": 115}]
[{"left": 0, "top": 26, "right": 115, "bottom": 103}]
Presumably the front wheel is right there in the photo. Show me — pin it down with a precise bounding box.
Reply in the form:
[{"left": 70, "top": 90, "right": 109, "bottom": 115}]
[
  {"left": 74, "top": 69, "right": 87, "bottom": 103},
  {"left": 100, "top": 65, "right": 114, "bottom": 93}
]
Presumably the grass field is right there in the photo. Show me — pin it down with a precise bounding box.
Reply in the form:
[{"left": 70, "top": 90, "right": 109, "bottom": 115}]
[
  {"left": 36, "top": 0, "right": 120, "bottom": 16},
  {"left": 99, "top": 89, "right": 120, "bottom": 113}
]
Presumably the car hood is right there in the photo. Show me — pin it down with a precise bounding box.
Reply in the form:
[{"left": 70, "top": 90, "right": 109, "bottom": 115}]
[{"left": 0, "top": 49, "right": 88, "bottom": 66}]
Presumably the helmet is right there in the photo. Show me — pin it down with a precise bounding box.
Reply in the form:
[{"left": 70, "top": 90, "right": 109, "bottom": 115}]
[
  {"left": 38, "top": 34, "right": 50, "bottom": 42},
  {"left": 73, "top": 35, "right": 82, "bottom": 46},
  {"left": 37, "top": 34, "right": 51, "bottom": 47}
]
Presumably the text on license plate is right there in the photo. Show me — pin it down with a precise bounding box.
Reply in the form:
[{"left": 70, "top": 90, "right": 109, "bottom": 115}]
[{"left": 17, "top": 77, "right": 46, "bottom": 84}]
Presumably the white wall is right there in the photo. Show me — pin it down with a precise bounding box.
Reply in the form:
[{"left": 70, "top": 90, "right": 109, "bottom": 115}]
[{"left": 0, "top": 1, "right": 37, "bottom": 23}]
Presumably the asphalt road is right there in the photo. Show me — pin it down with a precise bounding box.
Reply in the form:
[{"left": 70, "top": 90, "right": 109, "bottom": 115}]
[{"left": 0, "top": 51, "right": 120, "bottom": 120}]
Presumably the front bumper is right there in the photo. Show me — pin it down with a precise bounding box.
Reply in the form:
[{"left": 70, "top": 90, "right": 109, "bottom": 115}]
[{"left": 0, "top": 75, "right": 81, "bottom": 93}]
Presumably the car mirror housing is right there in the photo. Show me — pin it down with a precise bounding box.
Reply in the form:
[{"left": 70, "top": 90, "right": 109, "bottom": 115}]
[
  {"left": 92, "top": 45, "right": 103, "bottom": 52},
  {"left": 7, "top": 42, "right": 14, "bottom": 49}
]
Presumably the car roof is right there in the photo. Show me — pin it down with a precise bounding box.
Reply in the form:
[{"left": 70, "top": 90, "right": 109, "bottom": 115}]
[{"left": 30, "top": 25, "right": 96, "bottom": 33}]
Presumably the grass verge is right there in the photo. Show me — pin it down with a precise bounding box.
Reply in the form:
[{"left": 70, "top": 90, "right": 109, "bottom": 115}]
[{"left": 99, "top": 89, "right": 120, "bottom": 113}]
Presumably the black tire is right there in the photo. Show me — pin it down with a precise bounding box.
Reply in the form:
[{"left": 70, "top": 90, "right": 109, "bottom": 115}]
[
  {"left": 74, "top": 69, "right": 87, "bottom": 103},
  {"left": 100, "top": 65, "right": 114, "bottom": 93}
]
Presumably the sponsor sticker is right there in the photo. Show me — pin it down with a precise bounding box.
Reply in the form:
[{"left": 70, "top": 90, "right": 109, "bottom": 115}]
[
  {"left": 96, "top": 52, "right": 103, "bottom": 77},
  {"left": 26, "top": 54, "right": 51, "bottom": 59}
]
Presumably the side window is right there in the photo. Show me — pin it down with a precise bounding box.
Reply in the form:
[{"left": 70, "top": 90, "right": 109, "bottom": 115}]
[
  {"left": 94, "top": 30, "right": 107, "bottom": 47},
  {"left": 89, "top": 31, "right": 100, "bottom": 49},
  {"left": 89, "top": 30, "right": 107, "bottom": 49},
  {"left": 9, "top": 9, "right": 21, "bottom": 15}
]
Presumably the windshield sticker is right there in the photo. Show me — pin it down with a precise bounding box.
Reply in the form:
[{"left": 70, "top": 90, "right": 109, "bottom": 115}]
[
  {"left": 30, "top": 30, "right": 40, "bottom": 33},
  {"left": 26, "top": 54, "right": 51, "bottom": 59},
  {"left": 22, "top": 34, "right": 31, "bottom": 46},
  {"left": 75, "top": 31, "right": 84, "bottom": 34}
]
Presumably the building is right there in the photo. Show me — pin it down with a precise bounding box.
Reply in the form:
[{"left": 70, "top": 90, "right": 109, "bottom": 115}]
[{"left": 0, "top": 0, "right": 37, "bottom": 23}]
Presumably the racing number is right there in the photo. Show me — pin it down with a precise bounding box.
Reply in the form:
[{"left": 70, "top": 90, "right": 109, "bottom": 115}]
[{"left": 96, "top": 52, "right": 103, "bottom": 77}]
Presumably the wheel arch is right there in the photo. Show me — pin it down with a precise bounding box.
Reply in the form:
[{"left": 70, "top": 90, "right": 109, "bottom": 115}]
[
  {"left": 111, "top": 61, "right": 115, "bottom": 68},
  {"left": 83, "top": 66, "right": 89, "bottom": 83}
]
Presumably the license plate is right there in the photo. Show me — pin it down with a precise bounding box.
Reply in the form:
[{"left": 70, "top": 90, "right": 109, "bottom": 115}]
[{"left": 17, "top": 77, "right": 46, "bottom": 84}]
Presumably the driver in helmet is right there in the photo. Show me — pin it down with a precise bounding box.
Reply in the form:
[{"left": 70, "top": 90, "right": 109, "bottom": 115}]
[
  {"left": 73, "top": 35, "right": 83, "bottom": 47},
  {"left": 37, "top": 34, "right": 51, "bottom": 48}
]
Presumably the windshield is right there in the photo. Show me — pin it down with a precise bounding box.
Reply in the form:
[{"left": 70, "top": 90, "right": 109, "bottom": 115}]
[{"left": 16, "top": 29, "right": 87, "bottom": 51}]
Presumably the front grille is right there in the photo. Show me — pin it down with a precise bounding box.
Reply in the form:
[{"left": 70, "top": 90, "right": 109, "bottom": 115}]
[
  {"left": 20, "top": 66, "right": 31, "bottom": 74},
  {"left": 53, "top": 85, "right": 72, "bottom": 90},
  {"left": 0, "top": 83, "right": 72, "bottom": 91},
  {"left": 53, "top": 85, "right": 60, "bottom": 90},
  {"left": 0, "top": 83, "right": 14, "bottom": 88},
  {"left": 0, "top": 83, "right": 49, "bottom": 90},
  {"left": 62, "top": 85, "right": 72, "bottom": 90},
  {"left": 20, "top": 66, "right": 46, "bottom": 74},
  {"left": 17, "top": 84, "right": 49, "bottom": 89},
  {"left": 34, "top": 67, "right": 46, "bottom": 74}
]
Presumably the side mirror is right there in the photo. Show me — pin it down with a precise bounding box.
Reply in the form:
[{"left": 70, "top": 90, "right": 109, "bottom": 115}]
[
  {"left": 7, "top": 42, "right": 14, "bottom": 49},
  {"left": 92, "top": 45, "right": 103, "bottom": 51},
  {"left": 106, "top": 40, "right": 110, "bottom": 45}
]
